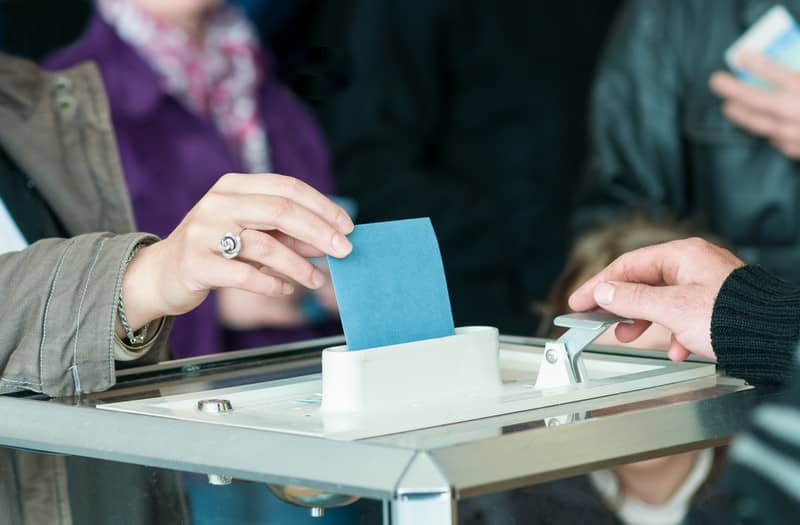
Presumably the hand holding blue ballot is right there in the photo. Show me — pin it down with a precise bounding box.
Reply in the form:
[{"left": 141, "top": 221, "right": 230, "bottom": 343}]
[{"left": 710, "top": 6, "right": 800, "bottom": 159}]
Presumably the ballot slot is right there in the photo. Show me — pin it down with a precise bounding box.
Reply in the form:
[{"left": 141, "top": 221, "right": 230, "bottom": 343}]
[{"left": 320, "top": 326, "right": 502, "bottom": 414}]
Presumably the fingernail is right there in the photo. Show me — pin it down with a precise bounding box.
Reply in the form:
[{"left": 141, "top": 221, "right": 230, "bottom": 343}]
[
  {"left": 311, "top": 268, "right": 326, "bottom": 288},
  {"left": 332, "top": 233, "right": 352, "bottom": 256},
  {"left": 337, "top": 212, "right": 354, "bottom": 233},
  {"left": 595, "top": 282, "right": 615, "bottom": 306},
  {"left": 282, "top": 283, "right": 295, "bottom": 295}
]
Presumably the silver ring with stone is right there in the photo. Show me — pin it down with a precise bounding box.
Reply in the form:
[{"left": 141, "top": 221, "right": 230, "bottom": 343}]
[{"left": 219, "top": 231, "right": 243, "bottom": 259}]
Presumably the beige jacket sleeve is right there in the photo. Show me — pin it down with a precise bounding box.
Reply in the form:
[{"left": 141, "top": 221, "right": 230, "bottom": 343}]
[{"left": 0, "top": 232, "right": 172, "bottom": 397}]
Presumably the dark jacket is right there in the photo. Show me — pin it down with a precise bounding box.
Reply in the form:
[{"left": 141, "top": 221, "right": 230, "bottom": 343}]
[
  {"left": 300, "top": 0, "right": 621, "bottom": 334},
  {"left": 575, "top": 0, "right": 800, "bottom": 284}
]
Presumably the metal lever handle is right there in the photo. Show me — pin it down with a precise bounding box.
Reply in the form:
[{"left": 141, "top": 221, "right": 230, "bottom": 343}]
[{"left": 534, "top": 312, "right": 633, "bottom": 390}]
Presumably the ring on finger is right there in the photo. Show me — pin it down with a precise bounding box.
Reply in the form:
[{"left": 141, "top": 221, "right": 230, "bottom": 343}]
[{"left": 219, "top": 229, "right": 245, "bottom": 259}]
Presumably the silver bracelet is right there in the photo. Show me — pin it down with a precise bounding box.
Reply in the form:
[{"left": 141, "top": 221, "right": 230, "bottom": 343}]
[{"left": 118, "top": 243, "right": 150, "bottom": 346}]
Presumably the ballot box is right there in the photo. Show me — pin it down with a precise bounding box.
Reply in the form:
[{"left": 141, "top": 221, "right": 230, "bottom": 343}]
[{"left": 0, "top": 328, "right": 758, "bottom": 524}]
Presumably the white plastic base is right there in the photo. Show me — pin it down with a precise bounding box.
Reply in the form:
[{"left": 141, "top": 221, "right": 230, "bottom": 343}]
[{"left": 321, "top": 326, "right": 501, "bottom": 414}]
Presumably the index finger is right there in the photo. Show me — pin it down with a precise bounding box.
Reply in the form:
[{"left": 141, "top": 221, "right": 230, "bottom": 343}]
[
  {"left": 568, "top": 241, "right": 681, "bottom": 312},
  {"left": 223, "top": 193, "right": 352, "bottom": 259},
  {"left": 214, "top": 173, "right": 355, "bottom": 234},
  {"left": 709, "top": 70, "right": 781, "bottom": 118},
  {"left": 272, "top": 232, "right": 326, "bottom": 258}
]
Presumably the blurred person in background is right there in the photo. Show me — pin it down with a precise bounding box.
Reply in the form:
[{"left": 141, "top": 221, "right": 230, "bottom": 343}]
[
  {"left": 575, "top": 0, "right": 800, "bottom": 285},
  {"left": 271, "top": 0, "right": 623, "bottom": 335},
  {"left": 460, "top": 217, "right": 735, "bottom": 525},
  {"left": 44, "top": 0, "right": 340, "bottom": 363}
]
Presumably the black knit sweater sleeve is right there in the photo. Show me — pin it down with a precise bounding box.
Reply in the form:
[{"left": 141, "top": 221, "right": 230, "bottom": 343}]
[{"left": 711, "top": 266, "right": 800, "bottom": 385}]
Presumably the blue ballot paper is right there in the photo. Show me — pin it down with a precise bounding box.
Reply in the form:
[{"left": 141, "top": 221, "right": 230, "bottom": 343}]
[{"left": 327, "top": 218, "right": 456, "bottom": 351}]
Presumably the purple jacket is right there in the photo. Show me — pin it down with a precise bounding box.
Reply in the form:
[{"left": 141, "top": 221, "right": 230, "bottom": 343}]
[{"left": 45, "top": 15, "right": 336, "bottom": 358}]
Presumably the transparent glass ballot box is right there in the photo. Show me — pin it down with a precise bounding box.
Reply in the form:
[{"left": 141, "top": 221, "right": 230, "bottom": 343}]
[{"left": 0, "top": 335, "right": 760, "bottom": 525}]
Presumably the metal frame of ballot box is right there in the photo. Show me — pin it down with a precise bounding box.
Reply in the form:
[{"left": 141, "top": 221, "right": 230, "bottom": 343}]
[{"left": 0, "top": 335, "right": 761, "bottom": 524}]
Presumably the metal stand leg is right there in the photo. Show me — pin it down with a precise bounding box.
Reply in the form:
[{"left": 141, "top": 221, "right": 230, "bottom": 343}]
[
  {"left": 383, "top": 500, "right": 392, "bottom": 524},
  {"left": 386, "top": 452, "right": 456, "bottom": 525},
  {"left": 392, "top": 492, "right": 455, "bottom": 525}
]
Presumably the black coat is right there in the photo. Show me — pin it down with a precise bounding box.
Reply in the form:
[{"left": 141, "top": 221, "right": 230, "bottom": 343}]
[
  {"left": 275, "top": 0, "right": 622, "bottom": 334},
  {"left": 575, "top": 0, "right": 800, "bottom": 285}
]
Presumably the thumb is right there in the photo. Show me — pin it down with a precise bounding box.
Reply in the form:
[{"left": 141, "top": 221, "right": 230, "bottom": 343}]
[{"left": 593, "top": 281, "right": 677, "bottom": 328}]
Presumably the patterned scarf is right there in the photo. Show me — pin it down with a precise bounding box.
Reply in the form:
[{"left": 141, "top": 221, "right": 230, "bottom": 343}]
[{"left": 98, "top": 0, "right": 271, "bottom": 172}]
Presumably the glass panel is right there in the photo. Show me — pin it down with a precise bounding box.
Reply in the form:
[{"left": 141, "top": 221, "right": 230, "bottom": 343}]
[{"left": 3, "top": 450, "right": 383, "bottom": 525}]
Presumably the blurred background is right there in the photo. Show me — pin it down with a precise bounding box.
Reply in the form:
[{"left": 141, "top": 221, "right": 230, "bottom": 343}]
[{"left": 0, "top": 0, "right": 623, "bottom": 341}]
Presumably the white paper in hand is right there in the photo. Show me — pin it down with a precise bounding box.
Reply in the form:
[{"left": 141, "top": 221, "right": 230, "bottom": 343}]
[
  {"left": 725, "top": 5, "right": 800, "bottom": 87},
  {"left": 0, "top": 196, "right": 27, "bottom": 255}
]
